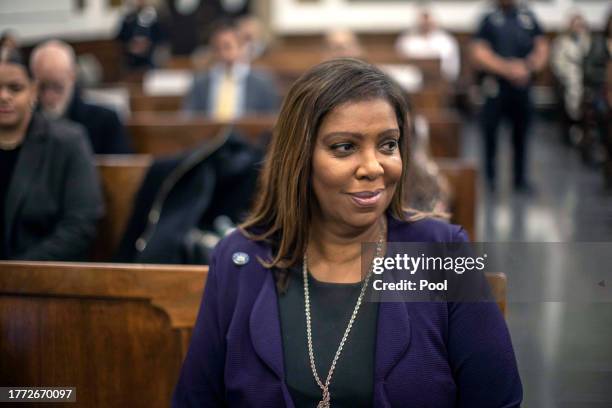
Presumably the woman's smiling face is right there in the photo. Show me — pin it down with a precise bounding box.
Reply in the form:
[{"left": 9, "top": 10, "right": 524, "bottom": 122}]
[{"left": 311, "top": 98, "right": 404, "bottom": 230}]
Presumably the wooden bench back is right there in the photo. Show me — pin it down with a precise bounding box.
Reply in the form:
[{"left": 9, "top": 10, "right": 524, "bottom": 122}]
[
  {"left": 91, "top": 154, "right": 474, "bottom": 259},
  {"left": 94, "top": 155, "right": 152, "bottom": 260},
  {"left": 0, "top": 261, "right": 208, "bottom": 408},
  {"left": 127, "top": 113, "right": 276, "bottom": 156},
  {"left": 420, "top": 110, "right": 462, "bottom": 158},
  {"left": 437, "top": 159, "right": 478, "bottom": 240},
  {"left": 126, "top": 112, "right": 458, "bottom": 160}
]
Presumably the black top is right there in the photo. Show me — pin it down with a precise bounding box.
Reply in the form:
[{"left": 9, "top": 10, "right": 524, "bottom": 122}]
[
  {"left": 278, "top": 265, "right": 379, "bottom": 408},
  {"left": 3, "top": 113, "right": 104, "bottom": 260},
  {"left": 0, "top": 145, "right": 21, "bottom": 258}
]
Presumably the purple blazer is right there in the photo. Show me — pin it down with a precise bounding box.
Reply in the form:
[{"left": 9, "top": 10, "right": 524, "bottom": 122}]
[{"left": 173, "top": 215, "right": 522, "bottom": 407}]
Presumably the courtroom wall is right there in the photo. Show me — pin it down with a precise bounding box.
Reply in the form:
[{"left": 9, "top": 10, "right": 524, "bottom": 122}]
[{"left": 2, "top": 0, "right": 610, "bottom": 44}]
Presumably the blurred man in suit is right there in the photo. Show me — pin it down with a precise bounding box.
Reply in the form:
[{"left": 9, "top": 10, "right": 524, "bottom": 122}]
[
  {"left": 182, "top": 19, "right": 280, "bottom": 120},
  {"left": 30, "top": 40, "right": 131, "bottom": 154}
]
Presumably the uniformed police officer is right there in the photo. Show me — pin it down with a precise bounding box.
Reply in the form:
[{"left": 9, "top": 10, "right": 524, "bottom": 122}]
[
  {"left": 116, "top": 0, "right": 165, "bottom": 69},
  {"left": 471, "top": 0, "right": 549, "bottom": 193}
]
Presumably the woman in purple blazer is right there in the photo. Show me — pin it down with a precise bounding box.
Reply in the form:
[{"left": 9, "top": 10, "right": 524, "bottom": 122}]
[{"left": 173, "top": 58, "right": 522, "bottom": 407}]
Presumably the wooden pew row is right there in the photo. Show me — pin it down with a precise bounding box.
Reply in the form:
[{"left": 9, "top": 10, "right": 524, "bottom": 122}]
[
  {"left": 437, "top": 159, "right": 478, "bottom": 241},
  {"left": 129, "top": 86, "right": 451, "bottom": 113},
  {"left": 92, "top": 155, "right": 476, "bottom": 260},
  {"left": 163, "top": 50, "right": 448, "bottom": 105},
  {"left": 0, "top": 261, "right": 505, "bottom": 407},
  {"left": 127, "top": 113, "right": 276, "bottom": 156},
  {"left": 125, "top": 113, "right": 460, "bottom": 159},
  {"left": 166, "top": 51, "right": 443, "bottom": 84},
  {"left": 0, "top": 261, "right": 207, "bottom": 408},
  {"left": 131, "top": 93, "right": 183, "bottom": 112}
]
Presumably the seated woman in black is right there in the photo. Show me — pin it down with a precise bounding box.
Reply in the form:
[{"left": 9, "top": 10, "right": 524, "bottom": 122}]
[{"left": 0, "top": 48, "right": 104, "bottom": 260}]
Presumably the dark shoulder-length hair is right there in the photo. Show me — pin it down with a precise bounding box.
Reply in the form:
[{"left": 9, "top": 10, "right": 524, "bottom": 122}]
[{"left": 240, "top": 58, "right": 415, "bottom": 270}]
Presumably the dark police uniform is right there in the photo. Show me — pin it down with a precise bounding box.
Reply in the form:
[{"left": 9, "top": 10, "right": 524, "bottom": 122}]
[
  {"left": 116, "top": 6, "right": 165, "bottom": 68},
  {"left": 474, "top": 5, "right": 544, "bottom": 190}
]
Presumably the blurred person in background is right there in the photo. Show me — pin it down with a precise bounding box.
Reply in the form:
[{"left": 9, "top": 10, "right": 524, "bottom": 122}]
[
  {"left": 30, "top": 40, "right": 131, "bottom": 154},
  {"left": 183, "top": 19, "right": 279, "bottom": 120},
  {"left": 116, "top": 0, "right": 166, "bottom": 69},
  {"left": 237, "top": 15, "right": 270, "bottom": 61},
  {"left": 551, "top": 12, "right": 591, "bottom": 145},
  {"left": 0, "top": 30, "right": 19, "bottom": 52},
  {"left": 0, "top": 48, "right": 103, "bottom": 261},
  {"left": 471, "top": 0, "right": 549, "bottom": 194},
  {"left": 583, "top": 12, "right": 612, "bottom": 186},
  {"left": 324, "top": 29, "right": 364, "bottom": 60},
  {"left": 405, "top": 116, "right": 451, "bottom": 214},
  {"left": 396, "top": 9, "right": 460, "bottom": 82}
]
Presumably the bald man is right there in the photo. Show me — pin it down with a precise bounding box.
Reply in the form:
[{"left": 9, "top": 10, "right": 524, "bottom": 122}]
[{"left": 30, "top": 40, "right": 131, "bottom": 154}]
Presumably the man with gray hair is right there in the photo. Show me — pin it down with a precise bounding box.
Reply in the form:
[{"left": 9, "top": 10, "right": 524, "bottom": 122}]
[{"left": 30, "top": 40, "right": 131, "bottom": 154}]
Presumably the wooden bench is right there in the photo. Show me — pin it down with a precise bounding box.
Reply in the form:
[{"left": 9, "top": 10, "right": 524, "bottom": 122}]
[
  {"left": 131, "top": 53, "right": 447, "bottom": 114},
  {"left": 0, "top": 261, "right": 208, "bottom": 408},
  {"left": 131, "top": 92, "right": 183, "bottom": 112},
  {"left": 94, "top": 155, "right": 153, "bottom": 261},
  {"left": 437, "top": 159, "right": 478, "bottom": 241},
  {"left": 91, "top": 153, "right": 472, "bottom": 263},
  {"left": 0, "top": 261, "right": 506, "bottom": 406},
  {"left": 126, "top": 111, "right": 459, "bottom": 161},
  {"left": 420, "top": 110, "right": 463, "bottom": 159},
  {"left": 128, "top": 87, "right": 450, "bottom": 114},
  {"left": 126, "top": 113, "right": 276, "bottom": 156}
]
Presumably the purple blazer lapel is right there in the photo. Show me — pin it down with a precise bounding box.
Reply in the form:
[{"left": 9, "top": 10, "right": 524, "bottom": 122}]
[
  {"left": 374, "top": 214, "right": 413, "bottom": 381},
  {"left": 248, "top": 265, "right": 285, "bottom": 378},
  {"left": 374, "top": 300, "right": 412, "bottom": 382},
  {"left": 248, "top": 264, "right": 296, "bottom": 406}
]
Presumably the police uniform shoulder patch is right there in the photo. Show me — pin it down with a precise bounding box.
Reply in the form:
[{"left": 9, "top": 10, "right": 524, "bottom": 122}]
[{"left": 232, "top": 252, "right": 250, "bottom": 266}]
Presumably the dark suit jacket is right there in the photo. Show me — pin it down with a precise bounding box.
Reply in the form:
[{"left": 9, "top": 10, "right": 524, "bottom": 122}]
[
  {"left": 2, "top": 113, "right": 105, "bottom": 261},
  {"left": 66, "top": 89, "right": 132, "bottom": 154},
  {"left": 173, "top": 215, "right": 522, "bottom": 407},
  {"left": 182, "top": 68, "right": 280, "bottom": 115}
]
